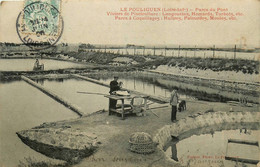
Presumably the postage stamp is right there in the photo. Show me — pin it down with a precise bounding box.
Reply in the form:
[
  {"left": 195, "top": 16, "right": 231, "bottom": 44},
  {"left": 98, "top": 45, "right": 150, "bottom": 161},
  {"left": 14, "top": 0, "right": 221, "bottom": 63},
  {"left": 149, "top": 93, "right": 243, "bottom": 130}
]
[{"left": 16, "top": 0, "right": 63, "bottom": 50}]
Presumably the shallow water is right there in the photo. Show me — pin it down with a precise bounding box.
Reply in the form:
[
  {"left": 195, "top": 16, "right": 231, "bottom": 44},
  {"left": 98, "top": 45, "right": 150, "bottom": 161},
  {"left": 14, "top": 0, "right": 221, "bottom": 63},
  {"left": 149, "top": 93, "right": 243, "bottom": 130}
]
[
  {"left": 33, "top": 78, "right": 110, "bottom": 114},
  {"left": 165, "top": 129, "right": 260, "bottom": 167},
  {"left": 88, "top": 73, "right": 259, "bottom": 103},
  {"left": 0, "top": 80, "right": 78, "bottom": 167},
  {"left": 91, "top": 77, "right": 195, "bottom": 101},
  {"left": 0, "top": 59, "right": 86, "bottom": 71}
]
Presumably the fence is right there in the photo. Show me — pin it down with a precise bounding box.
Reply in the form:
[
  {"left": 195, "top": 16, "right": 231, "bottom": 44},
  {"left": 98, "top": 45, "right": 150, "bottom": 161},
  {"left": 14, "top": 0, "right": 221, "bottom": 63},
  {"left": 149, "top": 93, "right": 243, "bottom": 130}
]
[{"left": 84, "top": 45, "right": 259, "bottom": 60}]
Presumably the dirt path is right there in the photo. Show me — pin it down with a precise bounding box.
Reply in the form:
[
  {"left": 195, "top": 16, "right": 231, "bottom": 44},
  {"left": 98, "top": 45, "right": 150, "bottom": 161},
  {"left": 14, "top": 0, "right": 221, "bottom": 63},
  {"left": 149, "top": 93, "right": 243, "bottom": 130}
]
[{"left": 38, "top": 99, "right": 258, "bottom": 167}]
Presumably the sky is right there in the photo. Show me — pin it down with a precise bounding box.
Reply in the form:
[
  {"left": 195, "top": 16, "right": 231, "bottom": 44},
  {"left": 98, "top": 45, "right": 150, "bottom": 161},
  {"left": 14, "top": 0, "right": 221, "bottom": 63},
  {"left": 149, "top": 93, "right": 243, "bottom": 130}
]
[{"left": 0, "top": 0, "right": 259, "bottom": 47}]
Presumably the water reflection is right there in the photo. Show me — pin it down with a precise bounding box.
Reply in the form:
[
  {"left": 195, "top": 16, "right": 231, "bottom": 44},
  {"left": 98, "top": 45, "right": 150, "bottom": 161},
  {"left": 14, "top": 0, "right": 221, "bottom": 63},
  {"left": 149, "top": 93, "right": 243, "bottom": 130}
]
[
  {"left": 35, "top": 79, "right": 45, "bottom": 85},
  {"left": 240, "top": 128, "right": 251, "bottom": 135},
  {"left": 33, "top": 78, "right": 64, "bottom": 86},
  {"left": 168, "top": 137, "right": 179, "bottom": 162},
  {"left": 164, "top": 129, "right": 260, "bottom": 167}
]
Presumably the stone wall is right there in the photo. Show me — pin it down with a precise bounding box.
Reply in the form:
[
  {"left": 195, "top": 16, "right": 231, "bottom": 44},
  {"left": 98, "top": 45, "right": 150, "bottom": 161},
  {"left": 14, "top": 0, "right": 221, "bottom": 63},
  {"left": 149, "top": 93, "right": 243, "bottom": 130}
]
[
  {"left": 147, "top": 71, "right": 260, "bottom": 93},
  {"left": 153, "top": 111, "right": 260, "bottom": 150}
]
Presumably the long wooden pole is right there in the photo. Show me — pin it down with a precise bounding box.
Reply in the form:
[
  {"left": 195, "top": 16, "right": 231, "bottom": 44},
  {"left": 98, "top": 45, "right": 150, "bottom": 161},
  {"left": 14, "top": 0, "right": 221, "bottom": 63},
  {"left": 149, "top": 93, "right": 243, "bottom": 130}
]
[
  {"left": 72, "top": 74, "right": 168, "bottom": 104},
  {"left": 77, "top": 91, "right": 108, "bottom": 96}
]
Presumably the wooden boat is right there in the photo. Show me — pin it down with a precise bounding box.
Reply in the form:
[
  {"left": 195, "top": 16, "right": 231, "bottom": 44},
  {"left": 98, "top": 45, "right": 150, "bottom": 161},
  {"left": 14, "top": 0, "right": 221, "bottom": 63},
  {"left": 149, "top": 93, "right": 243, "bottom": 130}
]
[{"left": 33, "top": 64, "right": 44, "bottom": 71}]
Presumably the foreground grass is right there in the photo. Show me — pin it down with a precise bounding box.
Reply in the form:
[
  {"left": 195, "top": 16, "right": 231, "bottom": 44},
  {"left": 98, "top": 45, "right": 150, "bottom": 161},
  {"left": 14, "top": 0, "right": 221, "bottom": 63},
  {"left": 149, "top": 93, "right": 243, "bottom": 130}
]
[{"left": 18, "top": 157, "right": 70, "bottom": 167}]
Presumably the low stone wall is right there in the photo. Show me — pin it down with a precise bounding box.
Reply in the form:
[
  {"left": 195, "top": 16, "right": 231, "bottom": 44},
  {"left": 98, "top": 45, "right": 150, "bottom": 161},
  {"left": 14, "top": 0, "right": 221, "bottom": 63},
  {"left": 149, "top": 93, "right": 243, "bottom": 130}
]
[
  {"left": 147, "top": 70, "right": 260, "bottom": 94},
  {"left": 17, "top": 127, "right": 99, "bottom": 163},
  {"left": 153, "top": 111, "right": 260, "bottom": 151}
]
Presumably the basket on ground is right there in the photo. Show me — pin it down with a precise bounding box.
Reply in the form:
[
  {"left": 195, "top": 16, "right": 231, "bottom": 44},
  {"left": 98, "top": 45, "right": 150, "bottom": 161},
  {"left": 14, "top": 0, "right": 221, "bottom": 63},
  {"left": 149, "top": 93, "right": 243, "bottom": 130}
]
[{"left": 129, "top": 132, "right": 156, "bottom": 154}]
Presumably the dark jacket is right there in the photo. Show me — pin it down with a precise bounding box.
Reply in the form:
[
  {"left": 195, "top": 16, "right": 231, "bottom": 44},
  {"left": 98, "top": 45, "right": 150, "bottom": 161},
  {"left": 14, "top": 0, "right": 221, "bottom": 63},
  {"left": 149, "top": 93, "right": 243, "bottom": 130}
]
[{"left": 109, "top": 80, "right": 120, "bottom": 94}]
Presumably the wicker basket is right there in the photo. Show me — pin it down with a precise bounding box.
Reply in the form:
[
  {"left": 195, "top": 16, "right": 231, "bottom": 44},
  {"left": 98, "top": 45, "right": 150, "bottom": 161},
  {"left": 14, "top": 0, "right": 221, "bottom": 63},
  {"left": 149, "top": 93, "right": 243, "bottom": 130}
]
[{"left": 129, "top": 132, "right": 156, "bottom": 154}]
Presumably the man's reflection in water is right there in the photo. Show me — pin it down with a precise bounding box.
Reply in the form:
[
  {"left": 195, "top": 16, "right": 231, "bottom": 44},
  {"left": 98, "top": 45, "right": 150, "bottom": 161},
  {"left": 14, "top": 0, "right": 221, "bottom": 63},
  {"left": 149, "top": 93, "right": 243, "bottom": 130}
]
[
  {"left": 171, "top": 136, "right": 179, "bottom": 161},
  {"left": 35, "top": 79, "right": 44, "bottom": 85}
]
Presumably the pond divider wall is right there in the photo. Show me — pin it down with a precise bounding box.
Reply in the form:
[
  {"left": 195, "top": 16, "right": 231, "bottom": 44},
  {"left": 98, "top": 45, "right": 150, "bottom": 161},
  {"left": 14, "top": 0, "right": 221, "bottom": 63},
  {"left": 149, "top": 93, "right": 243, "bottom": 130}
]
[
  {"left": 72, "top": 74, "right": 168, "bottom": 104},
  {"left": 153, "top": 111, "right": 260, "bottom": 151},
  {"left": 147, "top": 70, "right": 260, "bottom": 93},
  {"left": 21, "top": 75, "right": 83, "bottom": 117}
]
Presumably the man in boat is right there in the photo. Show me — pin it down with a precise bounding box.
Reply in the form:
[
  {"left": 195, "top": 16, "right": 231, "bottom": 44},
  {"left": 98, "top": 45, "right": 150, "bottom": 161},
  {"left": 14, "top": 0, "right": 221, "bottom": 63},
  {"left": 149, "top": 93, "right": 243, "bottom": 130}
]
[
  {"left": 109, "top": 76, "right": 121, "bottom": 109},
  {"left": 34, "top": 59, "right": 39, "bottom": 67},
  {"left": 33, "top": 59, "right": 40, "bottom": 70},
  {"left": 33, "top": 59, "right": 44, "bottom": 71}
]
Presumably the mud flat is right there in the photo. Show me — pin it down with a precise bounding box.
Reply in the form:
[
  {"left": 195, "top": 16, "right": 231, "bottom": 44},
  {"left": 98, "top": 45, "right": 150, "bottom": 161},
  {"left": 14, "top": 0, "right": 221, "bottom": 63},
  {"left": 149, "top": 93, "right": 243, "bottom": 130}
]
[{"left": 16, "top": 98, "right": 259, "bottom": 167}]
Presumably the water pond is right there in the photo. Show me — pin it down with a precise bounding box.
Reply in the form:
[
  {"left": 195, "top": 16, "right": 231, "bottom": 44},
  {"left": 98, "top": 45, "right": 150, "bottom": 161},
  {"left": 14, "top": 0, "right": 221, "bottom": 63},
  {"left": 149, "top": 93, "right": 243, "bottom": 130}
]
[
  {"left": 87, "top": 73, "right": 259, "bottom": 103},
  {"left": 0, "top": 59, "right": 86, "bottom": 71},
  {"left": 33, "top": 78, "right": 109, "bottom": 114},
  {"left": 165, "top": 129, "right": 260, "bottom": 167},
  {"left": 0, "top": 79, "right": 78, "bottom": 167}
]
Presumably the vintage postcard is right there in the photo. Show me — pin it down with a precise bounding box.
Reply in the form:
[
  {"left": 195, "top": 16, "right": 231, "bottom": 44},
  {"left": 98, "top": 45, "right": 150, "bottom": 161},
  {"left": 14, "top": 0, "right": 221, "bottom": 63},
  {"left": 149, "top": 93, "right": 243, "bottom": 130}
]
[{"left": 0, "top": 0, "right": 259, "bottom": 167}]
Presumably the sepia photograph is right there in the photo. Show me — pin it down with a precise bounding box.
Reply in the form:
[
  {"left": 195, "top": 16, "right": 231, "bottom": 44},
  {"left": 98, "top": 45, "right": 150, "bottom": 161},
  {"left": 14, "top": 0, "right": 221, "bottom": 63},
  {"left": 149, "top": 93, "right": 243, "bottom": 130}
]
[{"left": 0, "top": 0, "right": 259, "bottom": 167}]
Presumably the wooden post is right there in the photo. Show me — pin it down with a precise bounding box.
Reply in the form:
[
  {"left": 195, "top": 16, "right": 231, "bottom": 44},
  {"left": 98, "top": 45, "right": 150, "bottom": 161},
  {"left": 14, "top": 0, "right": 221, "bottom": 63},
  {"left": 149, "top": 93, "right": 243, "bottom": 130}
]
[
  {"left": 194, "top": 45, "right": 196, "bottom": 57},
  {"left": 134, "top": 77, "right": 136, "bottom": 89},
  {"left": 105, "top": 45, "right": 106, "bottom": 53},
  {"left": 234, "top": 45, "right": 236, "bottom": 59},
  {"left": 153, "top": 46, "right": 155, "bottom": 56},
  {"left": 165, "top": 47, "right": 167, "bottom": 56},
  {"left": 143, "top": 97, "right": 148, "bottom": 116},
  {"left": 143, "top": 47, "right": 145, "bottom": 56},
  {"left": 178, "top": 45, "right": 180, "bottom": 57},
  {"left": 134, "top": 47, "right": 136, "bottom": 56},
  {"left": 121, "top": 99, "right": 125, "bottom": 120},
  {"left": 213, "top": 45, "right": 215, "bottom": 58}
]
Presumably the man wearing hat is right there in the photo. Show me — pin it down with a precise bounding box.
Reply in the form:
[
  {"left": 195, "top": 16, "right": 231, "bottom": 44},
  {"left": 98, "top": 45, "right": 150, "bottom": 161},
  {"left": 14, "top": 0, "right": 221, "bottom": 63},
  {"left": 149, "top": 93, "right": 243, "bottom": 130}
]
[
  {"left": 109, "top": 76, "right": 121, "bottom": 109},
  {"left": 170, "top": 88, "right": 179, "bottom": 122}
]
